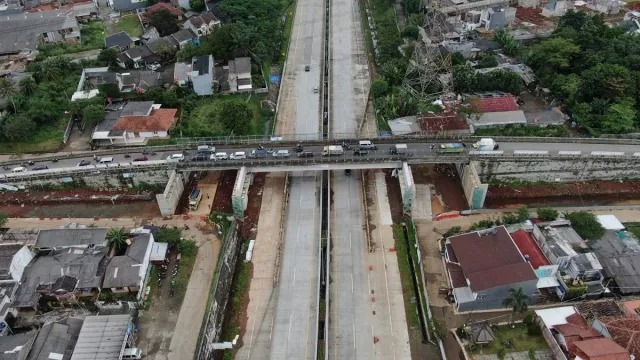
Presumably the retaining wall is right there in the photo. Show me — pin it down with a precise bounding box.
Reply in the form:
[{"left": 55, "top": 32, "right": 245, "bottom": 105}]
[{"left": 12, "top": 169, "right": 171, "bottom": 190}]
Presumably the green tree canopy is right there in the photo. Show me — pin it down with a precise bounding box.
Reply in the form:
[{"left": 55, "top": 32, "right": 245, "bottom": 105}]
[
  {"left": 106, "top": 228, "right": 128, "bottom": 250},
  {"left": 82, "top": 104, "right": 105, "bottom": 128},
  {"left": 98, "top": 48, "right": 120, "bottom": 68},
  {"left": 537, "top": 207, "right": 559, "bottom": 221},
  {"left": 18, "top": 77, "right": 36, "bottom": 96},
  {"left": 567, "top": 211, "right": 605, "bottom": 240},
  {"left": 2, "top": 114, "right": 35, "bottom": 141},
  {"left": 502, "top": 287, "right": 530, "bottom": 324},
  {"left": 371, "top": 79, "right": 389, "bottom": 98},
  {"left": 148, "top": 9, "right": 180, "bottom": 37},
  {"left": 189, "top": 0, "right": 205, "bottom": 11},
  {"left": 401, "top": 25, "right": 420, "bottom": 40},
  {"left": 601, "top": 101, "right": 636, "bottom": 134},
  {"left": 218, "top": 100, "right": 252, "bottom": 135},
  {"left": 0, "top": 212, "right": 7, "bottom": 228}
]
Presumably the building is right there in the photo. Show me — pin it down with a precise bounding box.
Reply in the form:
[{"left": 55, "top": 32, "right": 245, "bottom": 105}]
[
  {"left": 142, "top": 2, "right": 184, "bottom": 25},
  {"left": 591, "top": 227, "right": 640, "bottom": 295},
  {"left": 34, "top": 228, "right": 108, "bottom": 250},
  {"left": 0, "top": 11, "right": 80, "bottom": 55},
  {"left": 105, "top": 31, "right": 134, "bottom": 51},
  {"left": 183, "top": 12, "right": 221, "bottom": 36},
  {"left": 387, "top": 113, "right": 471, "bottom": 135},
  {"left": 70, "top": 315, "right": 137, "bottom": 360},
  {"left": 464, "top": 93, "right": 528, "bottom": 129},
  {"left": 464, "top": 7, "right": 516, "bottom": 30},
  {"left": 92, "top": 101, "right": 178, "bottom": 146},
  {"left": 0, "top": 331, "right": 37, "bottom": 360},
  {"left": 71, "top": 3, "right": 99, "bottom": 22},
  {"left": 170, "top": 29, "right": 197, "bottom": 49},
  {"left": 115, "top": 70, "right": 174, "bottom": 93},
  {"left": 592, "top": 316, "right": 640, "bottom": 358},
  {"left": 116, "top": 45, "right": 160, "bottom": 69},
  {"left": 227, "top": 57, "right": 252, "bottom": 92},
  {"left": 27, "top": 317, "right": 84, "bottom": 360},
  {"left": 106, "top": 0, "right": 146, "bottom": 11},
  {"left": 12, "top": 246, "right": 109, "bottom": 310},
  {"left": 103, "top": 233, "right": 154, "bottom": 300},
  {"left": 468, "top": 110, "right": 527, "bottom": 129},
  {"left": 191, "top": 55, "right": 213, "bottom": 95},
  {"left": 444, "top": 226, "right": 538, "bottom": 311}
]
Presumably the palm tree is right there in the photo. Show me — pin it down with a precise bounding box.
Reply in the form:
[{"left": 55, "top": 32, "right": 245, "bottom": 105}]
[
  {"left": 502, "top": 287, "right": 530, "bottom": 324},
  {"left": 18, "top": 77, "right": 36, "bottom": 96},
  {"left": 0, "top": 78, "right": 17, "bottom": 113},
  {"left": 106, "top": 227, "right": 128, "bottom": 250}
]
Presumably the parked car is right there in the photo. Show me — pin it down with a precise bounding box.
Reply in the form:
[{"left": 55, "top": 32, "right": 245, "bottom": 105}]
[
  {"left": 32, "top": 165, "right": 48, "bottom": 171},
  {"left": 11, "top": 166, "right": 26, "bottom": 173},
  {"left": 166, "top": 154, "right": 185, "bottom": 163},
  {"left": 345, "top": 169, "right": 352, "bottom": 176},
  {"left": 273, "top": 149, "right": 290, "bottom": 158},
  {"left": 212, "top": 152, "right": 228, "bottom": 160},
  {"left": 298, "top": 151, "right": 314, "bottom": 158},
  {"left": 77, "top": 160, "right": 91, "bottom": 167},
  {"left": 230, "top": 151, "right": 246, "bottom": 160},
  {"left": 353, "top": 149, "right": 368, "bottom": 156},
  {"left": 147, "top": 62, "right": 161, "bottom": 71},
  {"left": 305, "top": 65, "right": 310, "bottom": 72},
  {"left": 191, "top": 154, "right": 209, "bottom": 162},
  {"left": 133, "top": 156, "right": 148, "bottom": 162}
]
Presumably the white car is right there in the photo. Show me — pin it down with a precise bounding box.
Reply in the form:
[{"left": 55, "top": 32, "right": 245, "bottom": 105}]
[
  {"left": 212, "top": 152, "right": 228, "bottom": 160},
  {"left": 273, "top": 149, "right": 290, "bottom": 158},
  {"left": 147, "top": 62, "right": 161, "bottom": 71},
  {"left": 166, "top": 154, "right": 185, "bottom": 163},
  {"left": 11, "top": 166, "right": 26, "bottom": 173},
  {"left": 230, "top": 151, "right": 247, "bottom": 160}
]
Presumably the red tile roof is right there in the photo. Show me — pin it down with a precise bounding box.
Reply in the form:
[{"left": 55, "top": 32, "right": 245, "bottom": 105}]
[
  {"left": 416, "top": 113, "right": 469, "bottom": 133},
  {"left": 113, "top": 109, "right": 178, "bottom": 132},
  {"left": 469, "top": 95, "right": 519, "bottom": 113},
  {"left": 145, "top": 2, "right": 184, "bottom": 16},
  {"left": 599, "top": 316, "right": 640, "bottom": 359},
  {"left": 556, "top": 313, "right": 602, "bottom": 354},
  {"left": 447, "top": 226, "right": 537, "bottom": 291},
  {"left": 511, "top": 229, "right": 550, "bottom": 270},
  {"left": 573, "top": 338, "right": 630, "bottom": 360}
]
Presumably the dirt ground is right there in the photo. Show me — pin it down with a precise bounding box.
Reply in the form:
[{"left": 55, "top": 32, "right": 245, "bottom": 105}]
[
  {"left": 240, "top": 173, "right": 266, "bottom": 239},
  {"left": 0, "top": 189, "right": 154, "bottom": 205},
  {"left": 411, "top": 165, "right": 468, "bottom": 213},
  {"left": 2, "top": 202, "right": 160, "bottom": 218},
  {"left": 384, "top": 170, "right": 404, "bottom": 223},
  {"left": 485, "top": 180, "right": 640, "bottom": 208},
  {"left": 211, "top": 170, "right": 237, "bottom": 213}
]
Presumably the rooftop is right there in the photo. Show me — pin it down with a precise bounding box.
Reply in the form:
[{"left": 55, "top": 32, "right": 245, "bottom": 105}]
[
  {"left": 468, "top": 94, "right": 519, "bottom": 113},
  {"left": 0, "top": 331, "right": 37, "bottom": 360},
  {"left": 511, "top": 229, "right": 550, "bottom": 270},
  {"left": 70, "top": 315, "right": 131, "bottom": 360},
  {"left": 193, "top": 55, "right": 210, "bottom": 75},
  {"left": 469, "top": 110, "right": 528, "bottom": 127},
  {"left": 103, "top": 234, "right": 152, "bottom": 288},
  {"left": 171, "top": 29, "right": 196, "bottom": 43},
  {"left": 446, "top": 226, "right": 537, "bottom": 291},
  {"left": 229, "top": 57, "right": 251, "bottom": 75},
  {"left": 34, "top": 228, "right": 108, "bottom": 249},
  {"left": 0, "top": 10, "right": 78, "bottom": 55},
  {"left": 0, "top": 229, "right": 39, "bottom": 246},
  {"left": 417, "top": 113, "right": 469, "bottom": 133},
  {"left": 0, "top": 244, "right": 24, "bottom": 280},
  {"left": 598, "top": 215, "right": 625, "bottom": 231},
  {"left": 575, "top": 301, "right": 624, "bottom": 323},
  {"left": 597, "top": 316, "right": 640, "bottom": 359},
  {"left": 145, "top": 2, "right": 183, "bottom": 16},
  {"left": 573, "top": 338, "right": 629, "bottom": 360},
  {"left": 27, "top": 317, "right": 83, "bottom": 360},
  {"left": 536, "top": 221, "right": 587, "bottom": 258},
  {"left": 112, "top": 108, "right": 178, "bottom": 132},
  {"left": 105, "top": 31, "right": 133, "bottom": 49}
]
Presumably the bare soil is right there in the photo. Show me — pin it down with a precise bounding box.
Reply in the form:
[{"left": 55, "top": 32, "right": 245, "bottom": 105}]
[
  {"left": 240, "top": 173, "right": 266, "bottom": 239},
  {"left": 411, "top": 164, "right": 468, "bottom": 212},
  {"left": 485, "top": 180, "right": 640, "bottom": 208},
  {"left": 384, "top": 169, "right": 404, "bottom": 223},
  {"left": 2, "top": 202, "right": 160, "bottom": 218},
  {"left": 0, "top": 189, "right": 154, "bottom": 205},
  {"left": 211, "top": 170, "right": 237, "bottom": 213}
]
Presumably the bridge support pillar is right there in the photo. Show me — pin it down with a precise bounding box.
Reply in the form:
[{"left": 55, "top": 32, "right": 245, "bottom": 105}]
[
  {"left": 232, "top": 166, "right": 252, "bottom": 219},
  {"left": 461, "top": 162, "right": 488, "bottom": 209},
  {"left": 398, "top": 162, "right": 415, "bottom": 216},
  {"left": 156, "top": 170, "right": 185, "bottom": 216}
]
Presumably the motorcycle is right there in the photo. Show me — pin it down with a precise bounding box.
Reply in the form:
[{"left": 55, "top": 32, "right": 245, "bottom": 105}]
[
  {"left": 341, "top": 142, "right": 352, "bottom": 150},
  {"left": 124, "top": 153, "right": 131, "bottom": 158},
  {"left": 52, "top": 158, "right": 59, "bottom": 163}
]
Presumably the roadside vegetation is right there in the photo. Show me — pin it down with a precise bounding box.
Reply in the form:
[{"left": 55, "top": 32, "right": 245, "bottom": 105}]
[
  {"left": 38, "top": 21, "right": 107, "bottom": 59},
  {"left": 114, "top": 14, "right": 144, "bottom": 37},
  {"left": 220, "top": 260, "right": 251, "bottom": 360},
  {"left": 474, "top": 124, "right": 569, "bottom": 138}
]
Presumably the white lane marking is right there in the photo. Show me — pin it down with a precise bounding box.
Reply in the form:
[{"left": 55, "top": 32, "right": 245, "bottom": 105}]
[
  {"left": 293, "top": 268, "right": 296, "bottom": 284},
  {"left": 287, "top": 314, "right": 292, "bottom": 342},
  {"left": 353, "top": 324, "right": 356, "bottom": 349},
  {"left": 351, "top": 273, "right": 354, "bottom": 293}
]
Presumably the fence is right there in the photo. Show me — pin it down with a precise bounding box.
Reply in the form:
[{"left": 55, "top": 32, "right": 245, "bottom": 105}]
[
  {"left": 62, "top": 117, "right": 74, "bottom": 144},
  {"left": 195, "top": 219, "right": 241, "bottom": 360}
]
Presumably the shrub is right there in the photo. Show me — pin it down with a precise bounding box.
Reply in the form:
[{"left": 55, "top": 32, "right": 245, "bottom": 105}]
[
  {"left": 523, "top": 312, "right": 534, "bottom": 326},
  {"left": 502, "top": 213, "right": 519, "bottom": 225},
  {"left": 371, "top": 79, "right": 390, "bottom": 98},
  {"left": 517, "top": 206, "right": 530, "bottom": 222},
  {"left": 537, "top": 207, "right": 559, "bottom": 221},
  {"left": 527, "top": 322, "right": 542, "bottom": 336},
  {"left": 401, "top": 25, "right": 420, "bottom": 40},
  {"left": 497, "top": 347, "right": 506, "bottom": 360},
  {"left": 178, "top": 239, "right": 197, "bottom": 257},
  {"left": 456, "top": 326, "right": 467, "bottom": 339},
  {"left": 566, "top": 211, "right": 605, "bottom": 240}
]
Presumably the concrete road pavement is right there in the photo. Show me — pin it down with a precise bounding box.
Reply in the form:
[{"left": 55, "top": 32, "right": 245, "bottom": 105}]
[{"left": 269, "top": 172, "right": 320, "bottom": 360}]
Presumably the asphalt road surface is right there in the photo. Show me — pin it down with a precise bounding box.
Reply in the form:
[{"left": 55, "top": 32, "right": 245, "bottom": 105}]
[{"left": 269, "top": 172, "right": 320, "bottom": 360}]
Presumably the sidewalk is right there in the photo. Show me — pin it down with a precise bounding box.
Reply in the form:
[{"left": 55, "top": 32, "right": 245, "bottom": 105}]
[{"left": 236, "top": 173, "right": 287, "bottom": 360}]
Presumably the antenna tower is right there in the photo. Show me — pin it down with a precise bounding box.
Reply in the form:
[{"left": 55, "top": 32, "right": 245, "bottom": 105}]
[{"left": 402, "top": 0, "right": 454, "bottom": 101}]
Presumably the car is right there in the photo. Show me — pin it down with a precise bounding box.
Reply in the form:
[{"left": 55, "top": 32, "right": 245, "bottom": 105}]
[
  {"left": 353, "top": 149, "right": 368, "bottom": 156},
  {"left": 273, "top": 149, "right": 290, "bottom": 158},
  {"left": 250, "top": 149, "right": 267, "bottom": 159},
  {"left": 230, "top": 151, "right": 247, "bottom": 160},
  {"left": 133, "top": 156, "right": 148, "bottom": 162},
  {"left": 77, "top": 160, "right": 91, "bottom": 167},
  {"left": 212, "top": 152, "right": 228, "bottom": 160},
  {"left": 191, "top": 154, "right": 209, "bottom": 162},
  {"left": 11, "top": 166, "right": 27, "bottom": 173},
  {"left": 305, "top": 65, "right": 310, "bottom": 72},
  {"left": 313, "top": 86, "right": 319, "bottom": 93},
  {"left": 166, "top": 154, "right": 185, "bottom": 163},
  {"left": 298, "top": 151, "right": 314, "bottom": 158},
  {"left": 32, "top": 165, "right": 48, "bottom": 171},
  {"left": 358, "top": 140, "right": 377, "bottom": 150},
  {"left": 147, "top": 62, "right": 161, "bottom": 71},
  {"left": 345, "top": 169, "right": 352, "bottom": 176}
]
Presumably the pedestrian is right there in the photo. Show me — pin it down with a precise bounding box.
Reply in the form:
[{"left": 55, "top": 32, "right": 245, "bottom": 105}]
[
  {"left": 207, "top": 194, "right": 210, "bottom": 199},
  {"left": 208, "top": 204, "right": 211, "bottom": 209}
]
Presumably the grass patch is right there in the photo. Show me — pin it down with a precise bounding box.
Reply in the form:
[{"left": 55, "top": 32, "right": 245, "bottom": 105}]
[
  {"left": 147, "top": 138, "right": 178, "bottom": 146},
  {"left": 184, "top": 94, "right": 270, "bottom": 136},
  {"left": 392, "top": 224, "right": 421, "bottom": 329},
  {"left": 406, "top": 220, "right": 431, "bottom": 330},
  {"left": 174, "top": 250, "right": 197, "bottom": 300},
  {"left": 38, "top": 21, "right": 107, "bottom": 58},
  {"left": 0, "top": 117, "right": 66, "bottom": 154},
  {"left": 221, "top": 261, "right": 251, "bottom": 359},
  {"left": 279, "top": 1, "right": 296, "bottom": 65},
  {"left": 114, "top": 14, "right": 143, "bottom": 37},
  {"left": 474, "top": 124, "right": 569, "bottom": 137},
  {"left": 359, "top": 0, "right": 376, "bottom": 69},
  {"left": 625, "top": 222, "right": 640, "bottom": 240},
  {"left": 467, "top": 324, "right": 548, "bottom": 355}
]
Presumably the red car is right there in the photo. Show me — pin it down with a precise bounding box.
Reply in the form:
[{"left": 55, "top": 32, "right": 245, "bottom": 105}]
[{"left": 133, "top": 156, "right": 148, "bottom": 162}]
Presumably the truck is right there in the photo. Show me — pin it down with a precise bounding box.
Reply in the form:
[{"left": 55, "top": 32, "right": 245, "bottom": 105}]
[
  {"left": 473, "top": 138, "right": 499, "bottom": 151},
  {"left": 438, "top": 143, "right": 465, "bottom": 153},
  {"left": 390, "top": 144, "right": 409, "bottom": 155},
  {"left": 322, "top": 145, "right": 344, "bottom": 156},
  {"left": 189, "top": 188, "right": 202, "bottom": 211}
]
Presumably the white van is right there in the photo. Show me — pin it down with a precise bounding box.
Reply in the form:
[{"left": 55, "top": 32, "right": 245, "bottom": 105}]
[
  {"left": 166, "top": 154, "right": 185, "bottom": 163},
  {"left": 11, "top": 166, "right": 26, "bottom": 173},
  {"left": 99, "top": 157, "right": 113, "bottom": 164},
  {"left": 273, "top": 149, "right": 290, "bottom": 158},
  {"left": 230, "top": 151, "right": 247, "bottom": 160},
  {"left": 358, "top": 140, "right": 377, "bottom": 150},
  {"left": 122, "top": 348, "right": 142, "bottom": 360},
  {"left": 212, "top": 152, "right": 228, "bottom": 160},
  {"left": 198, "top": 145, "right": 216, "bottom": 153}
]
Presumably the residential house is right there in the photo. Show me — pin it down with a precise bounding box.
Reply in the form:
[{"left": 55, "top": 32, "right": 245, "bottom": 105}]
[
  {"left": 177, "top": 55, "right": 214, "bottom": 95},
  {"left": 227, "top": 57, "right": 252, "bottom": 92},
  {"left": 71, "top": 67, "right": 115, "bottom": 102},
  {"left": 117, "top": 45, "right": 161, "bottom": 69},
  {"left": 71, "top": 315, "right": 137, "bottom": 360},
  {"left": 533, "top": 220, "right": 606, "bottom": 298},
  {"left": 141, "top": 27, "right": 160, "bottom": 44},
  {"left": 105, "top": 0, "right": 146, "bottom": 11},
  {"left": 0, "top": 244, "right": 33, "bottom": 334},
  {"left": 542, "top": 0, "right": 571, "bottom": 17},
  {"left": 105, "top": 31, "right": 134, "bottom": 51},
  {"left": 183, "top": 12, "right": 221, "bottom": 36},
  {"left": 147, "top": 36, "right": 179, "bottom": 58},
  {"left": 26, "top": 317, "right": 84, "bottom": 360},
  {"left": 536, "top": 306, "right": 631, "bottom": 360},
  {"left": 464, "top": 7, "right": 516, "bottom": 30},
  {"left": 585, "top": 0, "right": 621, "bottom": 14},
  {"left": 592, "top": 316, "right": 640, "bottom": 359},
  {"left": 465, "top": 93, "right": 527, "bottom": 129},
  {"left": 103, "top": 233, "right": 154, "bottom": 299},
  {"left": 142, "top": 2, "right": 184, "bottom": 26},
  {"left": 387, "top": 113, "right": 471, "bottom": 135},
  {"left": 92, "top": 101, "right": 178, "bottom": 145},
  {"left": 170, "top": 29, "right": 197, "bottom": 49},
  {"left": 116, "top": 70, "right": 173, "bottom": 93},
  {"left": 444, "top": 226, "right": 539, "bottom": 311},
  {"left": 71, "top": 2, "right": 99, "bottom": 22},
  {"left": 33, "top": 228, "right": 108, "bottom": 251},
  {"left": 0, "top": 11, "right": 80, "bottom": 55},
  {"left": 0, "top": 332, "right": 38, "bottom": 360},
  {"left": 12, "top": 246, "right": 110, "bottom": 311},
  {"left": 590, "top": 226, "right": 640, "bottom": 295}
]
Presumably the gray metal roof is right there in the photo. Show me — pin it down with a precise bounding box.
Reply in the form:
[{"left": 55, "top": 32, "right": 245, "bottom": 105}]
[
  {"left": 0, "top": 244, "right": 23, "bottom": 280},
  {"left": 592, "top": 230, "right": 640, "bottom": 257},
  {"left": 120, "top": 101, "right": 153, "bottom": 116},
  {"left": 105, "top": 31, "right": 133, "bottom": 49},
  {"left": 537, "top": 223, "right": 584, "bottom": 258},
  {"left": 229, "top": 57, "right": 251, "bottom": 75},
  {"left": 103, "top": 234, "right": 151, "bottom": 288},
  {"left": 0, "top": 331, "right": 37, "bottom": 360},
  {"left": 123, "top": 45, "right": 153, "bottom": 60},
  {"left": 0, "top": 10, "right": 79, "bottom": 54},
  {"left": 0, "top": 229, "right": 38, "bottom": 246},
  {"left": 70, "top": 315, "right": 131, "bottom": 360},
  {"left": 35, "top": 228, "right": 108, "bottom": 249},
  {"left": 27, "top": 317, "right": 83, "bottom": 360},
  {"left": 598, "top": 255, "right": 640, "bottom": 294},
  {"left": 193, "top": 55, "right": 210, "bottom": 75},
  {"left": 171, "top": 28, "right": 196, "bottom": 43}
]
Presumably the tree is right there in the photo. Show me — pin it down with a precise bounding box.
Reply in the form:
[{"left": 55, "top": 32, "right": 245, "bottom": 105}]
[
  {"left": 477, "top": 54, "right": 498, "bottom": 69},
  {"left": 177, "top": 42, "right": 207, "bottom": 62},
  {"left": 218, "top": 100, "right": 252, "bottom": 135},
  {"left": 18, "top": 77, "right": 36, "bottom": 96},
  {"left": 371, "top": 79, "right": 389, "bottom": 98},
  {"left": 502, "top": 287, "right": 530, "bottom": 324},
  {"left": 155, "top": 227, "right": 182, "bottom": 245},
  {"left": 401, "top": 25, "right": 420, "bottom": 40},
  {"left": 452, "top": 65, "right": 477, "bottom": 93},
  {"left": 581, "top": 64, "right": 634, "bottom": 101},
  {"left": 98, "top": 48, "right": 120, "bottom": 68},
  {"left": 82, "top": 105, "right": 105, "bottom": 127},
  {"left": 517, "top": 206, "right": 530, "bottom": 223},
  {"left": 0, "top": 78, "right": 17, "bottom": 112},
  {"left": 0, "top": 211, "right": 8, "bottom": 228},
  {"left": 148, "top": 9, "right": 179, "bottom": 37},
  {"left": 106, "top": 228, "right": 128, "bottom": 250},
  {"left": 189, "top": 0, "right": 205, "bottom": 12},
  {"left": 155, "top": 44, "right": 177, "bottom": 61},
  {"left": 601, "top": 102, "right": 636, "bottom": 134},
  {"left": 537, "top": 207, "right": 559, "bottom": 221},
  {"left": 178, "top": 239, "right": 197, "bottom": 256},
  {"left": 566, "top": 211, "right": 605, "bottom": 240},
  {"left": 529, "top": 37, "right": 580, "bottom": 77},
  {"left": 2, "top": 114, "right": 35, "bottom": 141}
]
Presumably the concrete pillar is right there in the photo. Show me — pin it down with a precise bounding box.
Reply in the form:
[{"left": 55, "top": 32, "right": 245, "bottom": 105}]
[
  {"left": 398, "top": 162, "right": 416, "bottom": 216},
  {"left": 155, "top": 170, "right": 185, "bottom": 216},
  {"left": 461, "top": 162, "right": 488, "bottom": 209},
  {"left": 232, "top": 167, "right": 252, "bottom": 218}
]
